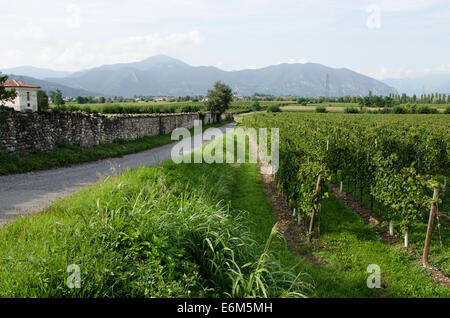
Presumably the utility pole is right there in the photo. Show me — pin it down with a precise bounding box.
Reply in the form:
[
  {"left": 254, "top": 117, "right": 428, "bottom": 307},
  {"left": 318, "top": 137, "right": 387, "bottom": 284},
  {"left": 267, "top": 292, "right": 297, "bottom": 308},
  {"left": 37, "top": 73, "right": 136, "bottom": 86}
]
[{"left": 325, "top": 73, "right": 330, "bottom": 98}]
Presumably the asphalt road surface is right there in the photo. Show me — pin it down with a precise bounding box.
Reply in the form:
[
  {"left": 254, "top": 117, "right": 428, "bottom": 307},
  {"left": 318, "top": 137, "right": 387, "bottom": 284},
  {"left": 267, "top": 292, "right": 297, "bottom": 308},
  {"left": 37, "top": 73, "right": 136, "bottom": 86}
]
[{"left": 0, "top": 122, "right": 236, "bottom": 224}]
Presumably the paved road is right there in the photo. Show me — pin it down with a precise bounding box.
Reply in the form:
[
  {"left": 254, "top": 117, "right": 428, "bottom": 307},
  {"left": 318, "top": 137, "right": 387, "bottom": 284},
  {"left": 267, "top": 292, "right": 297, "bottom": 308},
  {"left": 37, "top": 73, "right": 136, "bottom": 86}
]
[{"left": 0, "top": 122, "right": 236, "bottom": 224}]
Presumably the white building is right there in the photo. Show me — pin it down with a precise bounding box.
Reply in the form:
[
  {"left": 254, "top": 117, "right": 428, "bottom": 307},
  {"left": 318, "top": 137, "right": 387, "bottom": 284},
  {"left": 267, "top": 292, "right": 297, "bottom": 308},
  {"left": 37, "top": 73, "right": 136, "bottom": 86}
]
[{"left": 1, "top": 80, "right": 40, "bottom": 112}]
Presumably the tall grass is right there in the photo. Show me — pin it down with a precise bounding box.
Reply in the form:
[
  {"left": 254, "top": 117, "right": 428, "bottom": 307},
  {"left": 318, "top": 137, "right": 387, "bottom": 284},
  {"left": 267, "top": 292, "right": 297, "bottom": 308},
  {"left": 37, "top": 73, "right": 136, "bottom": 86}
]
[{"left": 0, "top": 131, "right": 312, "bottom": 298}]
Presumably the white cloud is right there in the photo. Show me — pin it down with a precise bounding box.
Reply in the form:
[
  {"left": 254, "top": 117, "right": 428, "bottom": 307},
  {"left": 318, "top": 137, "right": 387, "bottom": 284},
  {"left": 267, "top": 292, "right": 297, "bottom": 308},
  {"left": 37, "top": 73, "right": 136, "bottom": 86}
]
[
  {"left": 379, "top": 0, "right": 445, "bottom": 13},
  {"left": 366, "top": 64, "right": 450, "bottom": 80},
  {"left": 287, "top": 58, "right": 308, "bottom": 64},
  {"left": 369, "top": 67, "right": 389, "bottom": 80},
  {"left": 0, "top": 24, "right": 48, "bottom": 42},
  {"left": 367, "top": 67, "right": 415, "bottom": 80},
  {"left": 212, "top": 61, "right": 263, "bottom": 71},
  {"left": 0, "top": 50, "right": 27, "bottom": 69},
  {"left": 0, "top": 1, "right": 448, "bottom": 75},
  {"left": 431, "top": 64, "right": 450, "bottom": 74},
  {"left": 28, "top": 30, "right": 204, "bottom": 71}
]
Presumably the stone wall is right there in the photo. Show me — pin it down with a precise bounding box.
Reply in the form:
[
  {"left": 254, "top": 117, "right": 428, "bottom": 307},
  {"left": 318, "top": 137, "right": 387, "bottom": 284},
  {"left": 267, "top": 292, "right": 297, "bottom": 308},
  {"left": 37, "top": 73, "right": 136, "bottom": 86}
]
[{"left": 0, "top": 108, "right": 211, "bottom": 155}]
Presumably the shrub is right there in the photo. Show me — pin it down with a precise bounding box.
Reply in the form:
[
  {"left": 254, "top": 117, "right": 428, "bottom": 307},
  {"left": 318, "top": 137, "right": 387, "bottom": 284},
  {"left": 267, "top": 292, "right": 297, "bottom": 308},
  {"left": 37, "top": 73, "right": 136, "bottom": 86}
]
[
  {"left": 180, "top": 105, "right": 200, "bottom": 113},
  {"left": 315, "top": 106, "right": 327, "bottom": 113},
  {"left": 344, "top": 107, "right": 359, "bottom": 114},
  {"left": 407, "top": 103, "right": 418, "bottom": 114},
  {"left": 266, "top": 105, "right": 281, "bottom": 113},
  {"left": 66, "top": 105, "right": 81, "bottom": 112},
  {"left": 297, "top": 98, "right": 308, "bottom": 106},
  {"left": 251, "top": 101, "right": 262, "bottom": 111},
  {"left": 166, "top": 105, "right": 176, "bottom": 113},
  {"left": 101, "top": 104, "right": 123, "bottom": 114},
  {"left": 417, "top": 106, "right": 438, "bottom": 114},
  {"left": 445, "top": 106, "right": 450, "bottom": 114},
  {"left": 125, "top": 105, "right": 141, "bottom": 113},
  {"left": 393, "top": 106, "right": 407, "bottom": 114}
]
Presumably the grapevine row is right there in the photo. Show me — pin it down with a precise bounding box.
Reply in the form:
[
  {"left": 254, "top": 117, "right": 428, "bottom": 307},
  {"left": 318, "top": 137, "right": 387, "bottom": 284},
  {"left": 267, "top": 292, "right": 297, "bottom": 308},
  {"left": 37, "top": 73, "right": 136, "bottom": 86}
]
[{"left": 242, "top": 113, "right": 449, "bottom": 245}]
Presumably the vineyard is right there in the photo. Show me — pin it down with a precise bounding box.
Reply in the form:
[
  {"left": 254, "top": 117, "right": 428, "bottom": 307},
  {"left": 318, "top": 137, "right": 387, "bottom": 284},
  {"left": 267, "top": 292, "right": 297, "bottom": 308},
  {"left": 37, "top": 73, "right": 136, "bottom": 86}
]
[
  {"left": 242, "top": 113, "right": 449, "bottom": 275},
  {"left": 0, "top": 113, "right": 449, "bottom": 297}
]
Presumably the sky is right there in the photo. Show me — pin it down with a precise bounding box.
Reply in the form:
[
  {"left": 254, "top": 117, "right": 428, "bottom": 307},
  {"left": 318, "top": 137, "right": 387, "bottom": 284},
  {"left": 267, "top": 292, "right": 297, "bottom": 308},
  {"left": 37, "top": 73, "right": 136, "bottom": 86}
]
[{"left": 0, "top": 0, "right": 449, "bottom": 80}]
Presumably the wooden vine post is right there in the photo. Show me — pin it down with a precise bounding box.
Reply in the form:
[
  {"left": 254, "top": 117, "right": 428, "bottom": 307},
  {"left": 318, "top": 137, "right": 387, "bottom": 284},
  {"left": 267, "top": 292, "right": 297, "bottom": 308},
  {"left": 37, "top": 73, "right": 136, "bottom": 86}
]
[
  {"left": 422, "top": 187, "right": 440, "bottom": 266},
  {"left": 308, "top": 174, "right": 322, "bottom": 241}
]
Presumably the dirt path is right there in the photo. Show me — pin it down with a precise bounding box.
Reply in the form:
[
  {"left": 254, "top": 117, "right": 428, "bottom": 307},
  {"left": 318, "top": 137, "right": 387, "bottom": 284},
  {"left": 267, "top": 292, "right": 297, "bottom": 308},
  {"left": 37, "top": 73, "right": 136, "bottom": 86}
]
[
  {"left": 258, "top": 165, "right": 325, "bottom": 265},
  {"left": 0, "top": 122, "right": 237, "bottom": 224},
  {"left": 246, "top": 132, "right": 324, "bottom": 265}
]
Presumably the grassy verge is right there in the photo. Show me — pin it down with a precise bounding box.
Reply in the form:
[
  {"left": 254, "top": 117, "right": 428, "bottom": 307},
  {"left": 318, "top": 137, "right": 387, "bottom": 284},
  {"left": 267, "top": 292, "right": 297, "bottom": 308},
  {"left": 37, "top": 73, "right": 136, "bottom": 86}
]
[
  {"left": 0, "top": 120, "right": 232, "bottom": 176},
  {"left": 0, "top": 130, "right": 311, "bottom": 298}
]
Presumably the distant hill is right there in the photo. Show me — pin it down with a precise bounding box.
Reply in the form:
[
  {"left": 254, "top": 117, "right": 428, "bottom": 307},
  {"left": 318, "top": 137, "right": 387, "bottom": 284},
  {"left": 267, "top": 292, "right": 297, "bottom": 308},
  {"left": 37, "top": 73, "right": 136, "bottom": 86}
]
[
  {"left": 5, "top": 74, "right": 101, "bottom": 97},
  {"left": 44, "top": 55, "right": 397, "bottom": 97},
  {"left": 1, "top": 66, "right": 71, "bottom": 80},
  {"left": 383, "top": 74, "right": 450, "bottom": 95}
]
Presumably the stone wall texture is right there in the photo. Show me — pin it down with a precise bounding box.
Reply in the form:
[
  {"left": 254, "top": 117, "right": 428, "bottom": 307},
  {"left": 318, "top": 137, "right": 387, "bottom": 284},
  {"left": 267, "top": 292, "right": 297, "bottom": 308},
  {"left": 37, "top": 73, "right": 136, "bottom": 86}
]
[{"left": 0, "top": 108, "right": 226, "bottom": 155}]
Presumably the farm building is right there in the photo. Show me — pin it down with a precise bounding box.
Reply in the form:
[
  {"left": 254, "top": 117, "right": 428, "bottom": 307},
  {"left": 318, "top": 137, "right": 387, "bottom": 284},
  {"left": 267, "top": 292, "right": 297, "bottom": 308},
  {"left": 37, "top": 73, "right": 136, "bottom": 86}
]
[{"left": 1, "top": 80, "right": 40, "bottom": 112}]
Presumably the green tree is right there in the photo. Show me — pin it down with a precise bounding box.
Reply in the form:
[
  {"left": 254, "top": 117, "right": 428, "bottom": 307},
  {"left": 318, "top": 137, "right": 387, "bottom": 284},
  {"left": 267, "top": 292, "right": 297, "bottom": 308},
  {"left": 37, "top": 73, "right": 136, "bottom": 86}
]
[
  {"left": 37, "top": 90, "right": 49, "bottom": 111},
  {"left": 76, "top": 96, "right": 87, "bottom": 104},
  {"left": 0, "top": 74, "right": 17, "bottom": 104},
  {"left": 205, "top": 81, "right": 232, "bottom": 119},
  {"left": 53, "top": 89, "right": 65, "bottom": 106},
  {"left": 251, "top": 101, "right": 261, "bottom": 111}
]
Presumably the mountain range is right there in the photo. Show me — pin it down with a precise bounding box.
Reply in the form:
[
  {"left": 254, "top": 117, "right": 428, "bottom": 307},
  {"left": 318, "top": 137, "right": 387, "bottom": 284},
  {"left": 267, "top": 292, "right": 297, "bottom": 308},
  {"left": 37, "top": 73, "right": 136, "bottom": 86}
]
[
  {"left": 383, "top": 73, "right": 450, "bottom": 96},
  {"left": 1, "top": 66, "right": 71, "bottom": 80},
  {"left": 4, "top": 74, "right": 101, "bottom": 97},
  {"left": 3, "top": 55, "right": 400, "bottom": 97}
]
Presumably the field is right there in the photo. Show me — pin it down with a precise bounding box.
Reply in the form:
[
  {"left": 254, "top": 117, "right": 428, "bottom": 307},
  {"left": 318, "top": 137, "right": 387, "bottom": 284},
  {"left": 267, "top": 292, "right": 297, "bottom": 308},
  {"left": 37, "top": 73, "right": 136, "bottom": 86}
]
[
  {"left": 51, "top": 100, "right": 449, "bottom": 116},
  {"left": 0, "top": 120, "right": 449, "bottom": 297},
  {"left": 54, "top": 100, "right": 298, "bottom": 115},
  {"left": 281, "top": 103, "right": 449, "bottom": 113}
]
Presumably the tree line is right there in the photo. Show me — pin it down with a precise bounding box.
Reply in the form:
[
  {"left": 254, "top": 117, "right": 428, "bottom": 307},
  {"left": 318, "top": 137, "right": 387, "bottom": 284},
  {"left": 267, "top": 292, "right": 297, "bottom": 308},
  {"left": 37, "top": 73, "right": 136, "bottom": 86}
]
[{"left": 297, "top": 92, "right": 450, "bottom": 107}]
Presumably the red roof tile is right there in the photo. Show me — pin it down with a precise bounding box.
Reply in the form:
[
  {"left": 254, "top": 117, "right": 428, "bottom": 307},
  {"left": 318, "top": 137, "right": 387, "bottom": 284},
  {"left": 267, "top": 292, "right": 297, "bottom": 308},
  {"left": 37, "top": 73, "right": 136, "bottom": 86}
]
[{"left": 1, "top": 80, "right": 40, "bottom": 88}]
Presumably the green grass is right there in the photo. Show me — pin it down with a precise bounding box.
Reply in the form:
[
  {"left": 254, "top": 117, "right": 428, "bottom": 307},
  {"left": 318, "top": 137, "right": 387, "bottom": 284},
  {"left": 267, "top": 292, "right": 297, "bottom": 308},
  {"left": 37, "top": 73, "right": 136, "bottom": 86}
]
[
  {"left": 337, "top": 175, "right": 449, "bottom": 276},
  {"left": 0, "top": 130, "right": 311, "bottom": 298},
  {"left": 0, "top": 128, "right": 448, "bottom": 297},
  {"left": 315, "top": 195, "right": 449, "bottom": 297},
  {"left": 0, "top": 121, "right": 232, "bottom": 176}
]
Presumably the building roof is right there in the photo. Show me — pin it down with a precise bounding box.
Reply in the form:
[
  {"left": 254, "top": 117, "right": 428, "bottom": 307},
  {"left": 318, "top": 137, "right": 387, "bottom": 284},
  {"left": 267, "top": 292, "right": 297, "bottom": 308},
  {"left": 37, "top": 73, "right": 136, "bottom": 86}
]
[{"left": 1, "top": 80, "right": 40, "bottom": 89}]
